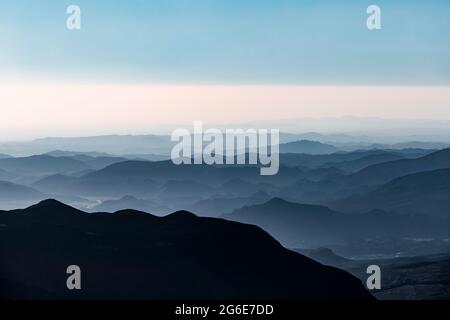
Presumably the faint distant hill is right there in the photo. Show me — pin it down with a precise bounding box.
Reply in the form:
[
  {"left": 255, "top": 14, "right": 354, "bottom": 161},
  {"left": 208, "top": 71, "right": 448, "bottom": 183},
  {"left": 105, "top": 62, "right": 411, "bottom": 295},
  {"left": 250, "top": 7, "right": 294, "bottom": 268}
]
[
  {"left": 347, "top": 149, "right": 450, "bottom": 186},
  {"left": 45, "top": 150, "right": 116, "bottom": 158},
  {"left": 91, "top": 195, "right": 170, "bottom": 216},
  {"left": 223, "top": 198, "right": 450, "bottom": 248},
  {"left": 0, "top": 179, "right": 92, "bottom": 210},
  {"left": 0, "top": 135, "right": 173, "bottom": 156},
  {"left": 62, "top": 160, "right": 302, "bottom": 197},
  {"left": 279, "top": 149, "right": 424, "bottom": 169},
  {"left": 44, "top": 151, "right": 130, "bottom": 170},
  {"left": 338, "top": 168, "right": 450, "bottom": 218},
  {"left": 362, "top": 141, "right": 449, "bottom": 150},
  {"left": 0, "top": 155, "right": 89, "bottom": 175},
  {"left": 0, "top": 153, "right": 12, "bottom": 159},
  {"left": 0, "top": 168, "right": 15, "bottom": 181},
  {"left": 158, "top": 179, "right": 215, "bottom": 198},
  {"left": 277, "top": 178, "right": 345, "bottom": 204},
  {"left": 70, "top": 155, "right": 129, "bottom": 170},
  {"left": 0, "top": 199, "right": 372, "bottom": 300},
  {"left": 31, "top": 174, "right": 79, "bottom": 194},
  {"left": 189, "top": 191, "right": 272, "bottom": 217},
  {"left": 0, "top": 180, "right": 45, "bottom": 201},
  {"left": 323, "top": 152, "right": 405, "bottom": 173},
  {"left": 280, "top": 140, "right": 340, "bottom": 154},
  {"left": 330, "top": 237, "right": 450, "bottom": 260}
]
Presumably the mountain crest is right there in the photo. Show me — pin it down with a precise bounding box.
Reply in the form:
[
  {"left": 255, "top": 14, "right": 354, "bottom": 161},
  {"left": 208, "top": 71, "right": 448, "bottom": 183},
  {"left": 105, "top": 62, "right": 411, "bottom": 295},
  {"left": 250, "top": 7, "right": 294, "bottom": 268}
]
[{"left": 24, "top": 199, "right": 84, "bottom": 216}]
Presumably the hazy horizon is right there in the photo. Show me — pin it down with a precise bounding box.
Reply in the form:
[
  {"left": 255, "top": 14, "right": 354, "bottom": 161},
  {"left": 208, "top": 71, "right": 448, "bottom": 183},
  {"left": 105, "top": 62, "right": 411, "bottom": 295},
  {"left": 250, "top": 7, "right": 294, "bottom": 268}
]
[
  {"left": 4, "top": 115, "right": 450, "bottom": 144},
  {"left": 2, "top": 85, "right": 450, "bottom": 141},
  {"left": 2, "top": 1, "right": 450, "bottom": 141}
]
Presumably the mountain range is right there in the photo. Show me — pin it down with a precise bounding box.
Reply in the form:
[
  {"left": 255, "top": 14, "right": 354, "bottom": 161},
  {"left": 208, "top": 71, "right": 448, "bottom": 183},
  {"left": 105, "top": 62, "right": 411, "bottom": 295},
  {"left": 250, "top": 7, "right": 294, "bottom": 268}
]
[
  {"left": 346, "top": 148, "right": 450, "bottom": 186},
  {"left": 0, "top": 199, "right": 372, "bottom": 300},
  {"left": 279, "top": 140, "right": 340, "bottom": 154},
  {"left": 223, "top": 198, "right": 450, "bottom": 249},
  {"left": 337, "top": 168, "right": 450, "bottom": 217}
]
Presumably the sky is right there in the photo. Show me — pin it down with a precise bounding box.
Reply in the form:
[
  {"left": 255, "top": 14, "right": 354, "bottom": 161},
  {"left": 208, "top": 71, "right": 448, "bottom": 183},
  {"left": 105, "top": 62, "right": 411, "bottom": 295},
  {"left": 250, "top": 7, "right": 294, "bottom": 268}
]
[{"left": 1, "top": 0, "right": 450, "bottom": 140}]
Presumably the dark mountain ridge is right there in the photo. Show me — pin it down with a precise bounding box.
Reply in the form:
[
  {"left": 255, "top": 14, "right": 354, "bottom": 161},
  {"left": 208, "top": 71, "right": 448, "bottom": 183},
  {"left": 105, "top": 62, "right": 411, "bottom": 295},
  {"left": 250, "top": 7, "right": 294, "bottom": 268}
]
[{"left": 0, "top": 199, "right": 372, "bottom": 300}]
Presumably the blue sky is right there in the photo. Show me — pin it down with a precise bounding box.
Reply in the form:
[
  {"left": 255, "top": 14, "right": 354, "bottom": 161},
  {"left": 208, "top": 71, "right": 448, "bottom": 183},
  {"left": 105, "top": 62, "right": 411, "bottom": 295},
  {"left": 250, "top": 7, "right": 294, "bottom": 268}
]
[{"left": 1, "top": 0, "right": 449, "bottom": 84}]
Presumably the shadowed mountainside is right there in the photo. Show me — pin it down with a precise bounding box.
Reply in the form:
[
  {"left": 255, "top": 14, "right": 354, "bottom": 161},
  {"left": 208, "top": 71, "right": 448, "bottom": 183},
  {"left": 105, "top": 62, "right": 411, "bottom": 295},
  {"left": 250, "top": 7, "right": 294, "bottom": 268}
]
[
  {"left": 346, "top": 148, "right": 450, "bottom": 186},
  {"left": 295, "top": 248, "right": 450, "bottom": 300},
  {"left": 0, "top": 155, "right": 89, "bottom": 175},
  {"left": 0, "top": 199, "right": 372, "bottom": 300}
]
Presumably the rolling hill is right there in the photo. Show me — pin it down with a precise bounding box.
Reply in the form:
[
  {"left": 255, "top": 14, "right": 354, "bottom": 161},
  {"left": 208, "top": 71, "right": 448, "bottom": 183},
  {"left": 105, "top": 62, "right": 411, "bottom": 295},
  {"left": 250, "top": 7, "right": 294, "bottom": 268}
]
[
  {"left": 279, "top": 140, "right": 340, "bottom": 154},
  {"left": 189, "top": 191, "right": 271, "bottom": 217},
  {"left": 91, "top": 195, "right": 170, "bottom": 215},
  {"left": 0, "top": 180, "right": 45, "bottom": 201},
  {"left": 337, "top": 168, "right": 450, "bottom": 217},
  {"left": 0, "top": 168, "right": 15, "bottom": 181},
  {"left": 31, "top": 174, "right": 79, "bottom": 194},
  {"left": 0, "top": 155, "right": 89, "bottom": 175},
  {"left": 223, "top": 198, "right": 450, "bottom": 249},
  {"left": 60, "top": 160, "right": 303, "bottom": 197},
  {"left": 347, "top": 149, "right": 450, "bottom": 186}
]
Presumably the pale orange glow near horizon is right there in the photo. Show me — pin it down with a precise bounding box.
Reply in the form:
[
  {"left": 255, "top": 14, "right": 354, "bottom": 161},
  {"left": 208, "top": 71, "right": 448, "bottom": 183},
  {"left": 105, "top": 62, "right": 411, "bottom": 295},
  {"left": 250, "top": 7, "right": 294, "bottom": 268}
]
[{"left": 1, "top": 84, "right": 450, "bottom": 140}]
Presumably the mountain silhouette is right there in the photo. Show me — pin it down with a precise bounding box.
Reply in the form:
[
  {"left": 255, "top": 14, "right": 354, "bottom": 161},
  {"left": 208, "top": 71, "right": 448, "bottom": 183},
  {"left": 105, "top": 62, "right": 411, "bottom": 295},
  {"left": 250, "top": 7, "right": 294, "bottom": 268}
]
[
  {"left": 91, "top": 195, "right": 170, "bottom": 215},
  {"left": 347, "top": 149, "right": 450, "bottom": 186},
  {"left": 218, "top": 178, "right": 268, "bottom": 196},
  {"left": 338, "top": 168, "right": 450, "bottom": 217},
  {"left": 223, "top": 198, "right": 450, "bottom": 248},
  {"left": 0, "top": 199, "right": 372, "bottom": 300},
  {"left": 158, "top": 179, "right": 215, "bottom": 198}
]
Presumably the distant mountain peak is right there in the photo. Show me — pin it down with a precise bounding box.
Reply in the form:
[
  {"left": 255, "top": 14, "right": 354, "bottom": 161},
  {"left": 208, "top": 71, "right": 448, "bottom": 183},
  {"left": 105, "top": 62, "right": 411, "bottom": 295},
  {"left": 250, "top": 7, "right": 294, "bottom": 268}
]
[
  {"left": 120, "top": 195, "right": 139, "bottom": 201},
  {"left": 266, "top": 197, "right": 289, "bottom": 205},
  {"left": 166, "top": 210, "right": 198, "bottom": 219},
  {"left": 25, "top": 199, "right": 83, "bottom": 215}
]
